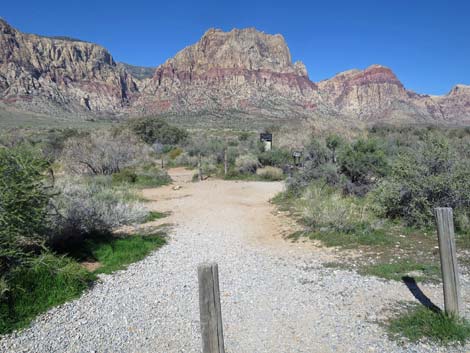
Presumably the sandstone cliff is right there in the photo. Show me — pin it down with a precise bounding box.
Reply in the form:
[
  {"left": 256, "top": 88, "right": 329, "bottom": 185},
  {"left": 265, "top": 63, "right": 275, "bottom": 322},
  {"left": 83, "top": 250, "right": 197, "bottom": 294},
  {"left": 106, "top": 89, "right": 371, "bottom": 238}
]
[
  {"left": 0, "top": 18, "right": 138, "bottom": 117},
  {"left": 134, "top": 28, "right": 320, "bottom": 118},
  {"left": 1, "top": 18, "right": 469, "bottom": 127}
]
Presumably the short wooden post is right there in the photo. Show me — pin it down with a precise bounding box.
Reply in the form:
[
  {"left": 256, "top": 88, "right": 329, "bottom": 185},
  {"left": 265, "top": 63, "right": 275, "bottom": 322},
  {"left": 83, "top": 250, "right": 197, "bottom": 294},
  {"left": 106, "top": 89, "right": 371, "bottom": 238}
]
[
  {"left": 224, "top": 149, "right": 228, "bottom": 176},
  {"left": 434, "top": 207, "right": 462, "bottom": 316},
  {"left": 198, "top": 262, "right": 225, "bottom": 353},
  {"left": 198, "top": 153, "right": 203, "bottom": 181}
]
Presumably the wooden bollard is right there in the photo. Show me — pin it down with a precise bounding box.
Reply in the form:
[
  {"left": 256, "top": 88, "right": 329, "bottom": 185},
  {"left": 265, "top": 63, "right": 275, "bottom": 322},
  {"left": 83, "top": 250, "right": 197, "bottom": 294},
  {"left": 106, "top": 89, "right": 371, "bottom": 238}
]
[
  {"left": 198, "top": 153, "right": 203, "bottom": 181},
  {"left": 224, "top": 149, "right": 228, "bottom": 176},
  {"left": 198, "top": 263, "right": 225, "bottom": 353},
  {"left": 434, "top": 207, "right": 462, "bottom": 316}
]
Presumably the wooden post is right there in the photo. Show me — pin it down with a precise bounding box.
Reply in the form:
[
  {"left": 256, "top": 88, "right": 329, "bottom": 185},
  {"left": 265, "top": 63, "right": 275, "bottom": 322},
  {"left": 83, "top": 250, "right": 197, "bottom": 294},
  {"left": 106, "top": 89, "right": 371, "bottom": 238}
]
[
  {"left": 198, "top": 153, "right": 203, "bottom": 181},
  {"left": 198, "top": 263, "right": 225, "bottom": 353},
  {"left": 434, "top": 207, "right": 462, "bottom": 316},
  {"left": 224, "top": 149, "right": 228, "bottom": 176}
]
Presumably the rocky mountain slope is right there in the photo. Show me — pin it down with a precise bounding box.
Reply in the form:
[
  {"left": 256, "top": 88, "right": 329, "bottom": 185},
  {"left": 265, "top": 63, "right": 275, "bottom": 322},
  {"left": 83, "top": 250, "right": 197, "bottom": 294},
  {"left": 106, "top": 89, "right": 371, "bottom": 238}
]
[
  {"left": 0, "top": 18, "right": 469, "bottom": 126},
  {"left": 0, "top": 18, "right": 138, "bottom": 118}
]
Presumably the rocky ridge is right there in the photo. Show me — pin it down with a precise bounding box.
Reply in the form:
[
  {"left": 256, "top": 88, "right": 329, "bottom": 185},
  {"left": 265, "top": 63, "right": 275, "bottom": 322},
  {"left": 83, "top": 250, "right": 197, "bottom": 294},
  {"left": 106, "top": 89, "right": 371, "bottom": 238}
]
[{"left": 1, "top": 18, "right": 469, "bottom": 126}]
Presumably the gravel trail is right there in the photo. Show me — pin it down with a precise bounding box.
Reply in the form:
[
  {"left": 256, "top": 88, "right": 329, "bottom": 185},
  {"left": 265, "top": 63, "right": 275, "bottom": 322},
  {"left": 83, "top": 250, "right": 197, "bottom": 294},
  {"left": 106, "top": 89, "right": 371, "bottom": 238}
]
[{"left": 1, "top": 168, "right": 469, "bottom": 353}]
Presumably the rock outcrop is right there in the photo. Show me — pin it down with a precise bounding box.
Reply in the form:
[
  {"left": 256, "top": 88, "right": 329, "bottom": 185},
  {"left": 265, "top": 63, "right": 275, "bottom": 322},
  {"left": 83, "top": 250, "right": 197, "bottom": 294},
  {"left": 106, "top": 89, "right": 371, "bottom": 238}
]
[
  {"left": 1, "top": 18, "right": 469, "bottom": 126},
  {"left": 0, "top": 18, "right": 138, "bottom": 117},
  {"left": 134, "top": 28, "right": 319, "bottom": 118}
]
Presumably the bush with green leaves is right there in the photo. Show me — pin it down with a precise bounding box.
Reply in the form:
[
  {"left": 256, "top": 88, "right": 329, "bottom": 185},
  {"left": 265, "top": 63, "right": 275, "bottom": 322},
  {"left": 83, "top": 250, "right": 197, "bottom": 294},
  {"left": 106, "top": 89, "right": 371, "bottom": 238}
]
[
  {"left": 373, "top": 133, "right": 470, "bottom": 227},
  {"left": 258, "top": 148, "right": 291, "bottom": 168},
  {"left": 128, "top": 116, "right": 188, "bottom": 145},
  {"left": 0, "top": 147, "right": 52, "bottom": 277},
  {"left": 112, "top": 165, "right": 171, "bottom": 188},
  {"left": 286, "top": 139, "right": 336, "bottom": 193},
  {"left": 338, "top": 138, "right": 389, "bottom": 188}
]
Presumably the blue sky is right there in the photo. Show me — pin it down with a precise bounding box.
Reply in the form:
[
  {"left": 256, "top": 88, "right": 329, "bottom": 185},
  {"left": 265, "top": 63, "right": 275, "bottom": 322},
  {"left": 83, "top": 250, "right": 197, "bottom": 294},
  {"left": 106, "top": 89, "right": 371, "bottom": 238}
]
[{"left": 2, "top": 0, "right": 469, "bottom": 95}]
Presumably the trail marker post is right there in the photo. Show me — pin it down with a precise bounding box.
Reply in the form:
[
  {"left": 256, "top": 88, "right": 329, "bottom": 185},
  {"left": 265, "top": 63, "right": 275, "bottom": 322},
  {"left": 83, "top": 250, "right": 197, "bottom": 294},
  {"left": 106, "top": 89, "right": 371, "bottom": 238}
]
[
  {"left": 434, "top": 207, "right": 462, "bottom": 316},
  {"left": 224, "top": 149, "right": 228, "bottom": 176},
  {"left": 197, "top": 262, "right": 225, "bottom": 353},
  {"left": 198, "top": 153, "right": 203, "bottom": 181}
]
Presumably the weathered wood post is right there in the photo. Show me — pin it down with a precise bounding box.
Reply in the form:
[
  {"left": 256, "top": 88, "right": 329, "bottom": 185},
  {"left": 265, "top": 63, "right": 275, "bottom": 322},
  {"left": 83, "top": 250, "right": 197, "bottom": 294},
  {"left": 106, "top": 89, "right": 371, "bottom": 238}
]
[
  {"left": 198, "top": 153, "right": 203, "bottom": 181},
  {"left": 197, "top": 262, "right": 225, "bottom": 353},
  {"left": 434, "top": 207, "right": 462, "bottom": 316},
  {"left": 224, "top": 149, "right": 228, "bottom": 176}
]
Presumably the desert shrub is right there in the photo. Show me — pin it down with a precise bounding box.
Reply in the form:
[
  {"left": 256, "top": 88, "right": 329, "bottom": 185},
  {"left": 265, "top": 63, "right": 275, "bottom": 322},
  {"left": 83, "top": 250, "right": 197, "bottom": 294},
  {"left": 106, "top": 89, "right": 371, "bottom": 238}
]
[
  {"left": 373, "top": 133, "right": 470, "bottom": 227},
  {"left": 40, "top": 128, "right": 85, "bottom": 162},
  {"left": 112, "top": 165, "right": 170, "bottom": 188},
  {"left": 168, "top": 147, "right": 183, "bottom": 160},
  {"left": 50, "top": 177, "right": 148, "bottom": 251},
  {"left": 304, "top": 139, "right": 330, "bottom": 167},
  {"left": 0, "top": 147, "right": 52, "bottom": 282},
  {"left": 61, "top": 130, "right": 150, "bottom": 175},
  {"left": 174, "top": 152, "right": 199, "bottom": 168},
  {"left": 258, "top": 148, "right": 291, "bottom": 168},
  {"left": 256, "top": 166, "right": 284, "bottom": 181},
  {"left": 235, "top": 154, "right": 261, "bottom": 174},
  {"left": 338, "top": 138, "right": 388, "bottom": 192},
  {"left": 127, "top": 117, "right": 188, "bottom": 145},
  {"left": 302, "top": 183, "right": 363, "bottom": 233},
  {"left": 326, "top": 134, "right": 344, "bottom": 163},
  {"left": 112, "top": 169, "right": 138, "bottom": 184}
]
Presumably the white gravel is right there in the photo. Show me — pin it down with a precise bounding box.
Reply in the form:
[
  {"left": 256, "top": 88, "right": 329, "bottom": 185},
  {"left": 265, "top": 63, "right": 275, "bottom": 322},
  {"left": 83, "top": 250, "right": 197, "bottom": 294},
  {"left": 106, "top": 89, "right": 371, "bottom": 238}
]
[{"left": 1, "top": 174, "right": 469, "bottom": 353}]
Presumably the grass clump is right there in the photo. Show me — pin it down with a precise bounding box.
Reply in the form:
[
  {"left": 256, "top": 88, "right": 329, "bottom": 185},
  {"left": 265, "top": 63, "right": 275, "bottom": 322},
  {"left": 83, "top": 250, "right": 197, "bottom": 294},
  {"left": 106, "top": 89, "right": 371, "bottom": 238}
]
[
  {"left": 362, "top": 261, "right": 440, "bottom": 282},
  {"left": 0, "top": 254, "right": 95, "bottom": 334},
  {"left": 304, "top": 225, "right": 391, "bottom": 248},
  {"left": 89, "top": 234, "right": 166, "bottom": 274},
  {"left": 256, "top": 166, "right": 284, "bottom": 181},
  {"left": 145, "top": 211, "right": 167, "bottom": 222},
  {"left": 388, "top": 304, "right": 470, "bottom": 344}
]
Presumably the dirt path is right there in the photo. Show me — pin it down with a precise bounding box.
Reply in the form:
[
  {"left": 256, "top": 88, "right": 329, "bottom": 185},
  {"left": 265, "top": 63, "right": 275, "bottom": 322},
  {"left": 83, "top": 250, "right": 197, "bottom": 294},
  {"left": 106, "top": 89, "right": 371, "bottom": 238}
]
[
  {"left": 1, "top": 168, "right": 468, "bottom": 353},
  {"left": 142, "top": 168, "right": 324, "bottom": 256}
]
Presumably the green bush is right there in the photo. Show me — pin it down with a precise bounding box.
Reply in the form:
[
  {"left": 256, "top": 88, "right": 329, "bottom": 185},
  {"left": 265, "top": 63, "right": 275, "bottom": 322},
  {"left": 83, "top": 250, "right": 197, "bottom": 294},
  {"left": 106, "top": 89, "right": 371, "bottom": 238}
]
[
  {"left": 127, "top": 117, "right": 188, "bottom": 145},
  {"left": 258, "top": 148, "right": 291, "bottom": 168},
  {"left": 111, "top": 165, "right": 171, "bottom": 188},
  {"left": 373, "top": 133, "right": 470, "bottom": 227},
  {"left": 0, "top": 147, "right": 52, "bottom": 287},
  {"left": 112, "top": 169, "right": 138, "bottom": 184},
  {"left": 338, "top": 138, "right": 388, "bottom": 187}
]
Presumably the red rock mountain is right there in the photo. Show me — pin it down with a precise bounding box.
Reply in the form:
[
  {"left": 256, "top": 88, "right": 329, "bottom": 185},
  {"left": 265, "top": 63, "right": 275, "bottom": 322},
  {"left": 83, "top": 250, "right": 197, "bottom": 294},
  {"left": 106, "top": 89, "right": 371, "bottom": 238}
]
[{"left": 1, "top": 18, "right": 469, "bottom": 126}]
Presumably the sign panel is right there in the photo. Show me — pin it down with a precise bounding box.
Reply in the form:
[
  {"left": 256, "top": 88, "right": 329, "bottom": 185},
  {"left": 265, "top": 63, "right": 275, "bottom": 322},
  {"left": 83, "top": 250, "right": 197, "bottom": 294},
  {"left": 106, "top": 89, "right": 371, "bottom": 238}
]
[{"left": 260, "top": 133, "right": 273, "bottom": 142}]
